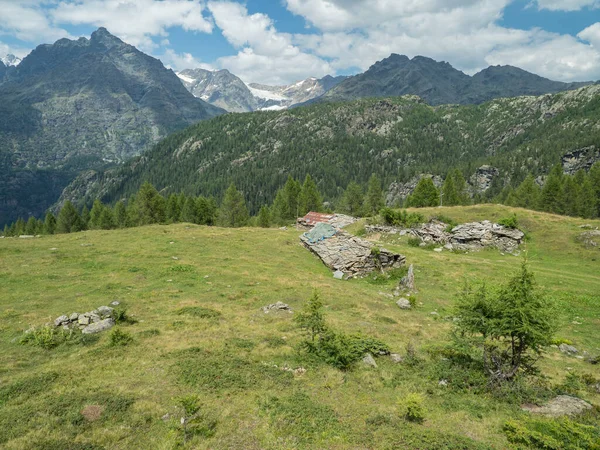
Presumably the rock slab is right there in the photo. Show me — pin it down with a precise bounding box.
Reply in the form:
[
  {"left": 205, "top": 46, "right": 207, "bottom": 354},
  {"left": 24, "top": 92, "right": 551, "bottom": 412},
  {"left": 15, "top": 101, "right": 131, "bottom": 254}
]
[
  {"left": 522, "top": 395, "right": 592, "bottom": 417},
  {"left": 82, "top": 318, "right": 115, "bottom": 334}
]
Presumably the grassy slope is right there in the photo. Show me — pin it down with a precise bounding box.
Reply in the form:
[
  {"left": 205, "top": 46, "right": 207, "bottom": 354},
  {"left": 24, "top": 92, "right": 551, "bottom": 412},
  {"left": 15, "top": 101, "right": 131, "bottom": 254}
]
[{"left": 0, "top": 205, "right": 598, "bottom": 449}]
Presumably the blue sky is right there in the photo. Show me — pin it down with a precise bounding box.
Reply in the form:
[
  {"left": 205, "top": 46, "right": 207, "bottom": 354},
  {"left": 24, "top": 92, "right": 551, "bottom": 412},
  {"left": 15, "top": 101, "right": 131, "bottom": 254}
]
[{"left": 1, "top": 1, "right": 599, "bottom": 85}]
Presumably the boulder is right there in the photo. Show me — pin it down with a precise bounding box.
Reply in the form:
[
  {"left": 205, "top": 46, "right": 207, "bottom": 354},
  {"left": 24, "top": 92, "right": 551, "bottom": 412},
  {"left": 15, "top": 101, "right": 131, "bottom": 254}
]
[
  {"left": 390, "top": 353, "right": 404, "bottom": 363},
  {"left": 82, "top": 318, "right": 115, "bottom": 334},
  {"left": 78, "top": 316, "right": 91, "bottom": 325},
  {"left": 97, "top": 306, "right": 114, "bottom": 317},
  {"left": 333, "top": 270, "right": 345, "bottom": 280},
  {"left": 559, "top": 343, "right": 578, "bottom": 355},
  {"left": 262, "top": 302, "right": 292, "bottom": 314},
  {"left": 54, "top": 315, "right": 69, "bottom": 327},
  {"left": 398, "top": 264, "right": 416, "bottom": 292},
  {"left": 522, "top": 395, "right": 592, "bottom": 417},
  {"left": 362, "top": 353, "right": 378, "bottom": 368},
  {"left": 69, "top": 313, "right": 79, "bottom": 321},
  {"left": 396, "top": 298, "right": 412, "bottom": 310}
]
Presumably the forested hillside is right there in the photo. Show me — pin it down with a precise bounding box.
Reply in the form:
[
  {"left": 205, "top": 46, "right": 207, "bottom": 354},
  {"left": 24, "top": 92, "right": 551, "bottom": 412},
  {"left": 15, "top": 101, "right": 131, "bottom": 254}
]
[{"left": 58, "top": 85, "right": 600, "bottom": 215}]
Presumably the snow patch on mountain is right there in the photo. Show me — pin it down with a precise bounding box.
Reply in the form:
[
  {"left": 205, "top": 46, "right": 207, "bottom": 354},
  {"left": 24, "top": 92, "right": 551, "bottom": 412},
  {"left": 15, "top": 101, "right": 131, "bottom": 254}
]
[{"left": 1, "top": 54, "right": 22, "bottom": 67}]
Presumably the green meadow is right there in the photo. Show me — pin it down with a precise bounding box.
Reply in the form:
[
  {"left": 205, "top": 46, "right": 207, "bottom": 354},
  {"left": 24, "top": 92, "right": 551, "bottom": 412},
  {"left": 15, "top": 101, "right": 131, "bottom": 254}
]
[{"left": 0, "top": 205, "right": 598, "bottom": 449}]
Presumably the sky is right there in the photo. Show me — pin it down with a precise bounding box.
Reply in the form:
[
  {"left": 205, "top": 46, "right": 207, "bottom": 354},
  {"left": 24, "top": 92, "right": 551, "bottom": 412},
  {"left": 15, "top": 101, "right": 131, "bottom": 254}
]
[{"left": 0, "top": 0, "right": 600, "bottom": 85}]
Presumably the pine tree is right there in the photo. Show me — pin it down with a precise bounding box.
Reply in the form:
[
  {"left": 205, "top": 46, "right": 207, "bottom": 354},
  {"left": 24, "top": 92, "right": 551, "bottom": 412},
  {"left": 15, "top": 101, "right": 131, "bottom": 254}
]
[
  {"left": 218, "top": 183, "right": 249, "bottom": 227},
  {"left": 407, "top": 177, "right": 439, "bottom": 207},
  {"left": 271, "top": 189, "right": 288, "bottom": 226},
  {"left": 578, "top": 176, "right": 598, "bottom": 219},
  {"left": 441, "top": 174, "right": 459, "bottom": 206},
  {"left": 197, "top": 197, "right": 218, "bottom": 225},
  {"left": 114, "top": 201, "right": 128, "bottom": 228},
  {"left": 258, "top": 205, "right": 271, "bottom": 228},
  {"left": 166, "top": 194, "right": 181, "bottom": 223},
  {"left": 511, "top": 174, "right": 541, "bottom": 209},
  {"left": 81, "top": 206, "right": 91, "bottom": 230},
  {"left": 452, "top": 169, "right": 470, "bottom": 205},
  {"left": 282, "top": 176, "right": 302, "bottom": 220},
  {"left": 14, "top": 218, "right": 26, "bottom": 236},
  {"left": 44, "top": 212, "right": 57, "bottom": 234},
  {"left": 25, "top": 216, "right": 37, "bottom": 235},
  {"left": 56, "top": 201, "right": 83, "bottom": 234},
  {"left": 181, "top": 197, "right": 198, "bottom": 224},
  {"left": 298, "top": 174, "right": 323, "bottom": 216},
  {"left": 561, "top": 176, "right": 580, "bottom": 217},
  {"left": 341, "top": 182, "right": 364, "bottom": 216},
  {"left": 133, "top": 182, "right": 166, "bottom": 225},
  {"left": 365, "top": 174, "right": 385, "bottom": 215},
  {"left": 540, "top": 164, "right": 564, "bottom": 214},
  {"left": 2, "top": 224, "right": 8, "bottom": 237},
  {"left": 99, "top": 206, "right": 115, "bottom": 229},
  {"left": 589, "top": 162, "right": 600, "bottom": 217},
  {"left": 89, "top": 199, "right": 105, "bottom": 229}
]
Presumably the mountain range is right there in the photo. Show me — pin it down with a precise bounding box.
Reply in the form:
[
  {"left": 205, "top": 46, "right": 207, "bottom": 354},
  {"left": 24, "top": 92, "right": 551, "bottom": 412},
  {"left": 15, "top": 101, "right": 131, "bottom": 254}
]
[
  {"left": 56, "top": 84, "right": 600, "bottom": 215},
  {"left": 0, "top": 28, "right": 224, "bottom": 225},
  {"left": 176, "top": 68, "right": 346, "bottom": 112}
]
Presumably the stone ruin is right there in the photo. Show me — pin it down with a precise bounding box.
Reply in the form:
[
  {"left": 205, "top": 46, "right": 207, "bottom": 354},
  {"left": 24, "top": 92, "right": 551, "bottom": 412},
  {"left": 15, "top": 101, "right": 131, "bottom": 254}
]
[
  {"left": 367, "top": 220, "right": 525, "bottom": 254},
  {"left": 52, "top": 301, "right": 120, "bottom": 334},
  {"left": 300, "top": 223, "right": 406, "bottom": 278}
]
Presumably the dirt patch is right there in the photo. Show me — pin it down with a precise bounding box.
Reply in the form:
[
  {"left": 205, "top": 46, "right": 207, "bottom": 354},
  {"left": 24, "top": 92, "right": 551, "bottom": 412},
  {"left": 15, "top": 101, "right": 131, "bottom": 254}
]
[{"left": 81, "top": 404, "right": 105, "bottom": 422}]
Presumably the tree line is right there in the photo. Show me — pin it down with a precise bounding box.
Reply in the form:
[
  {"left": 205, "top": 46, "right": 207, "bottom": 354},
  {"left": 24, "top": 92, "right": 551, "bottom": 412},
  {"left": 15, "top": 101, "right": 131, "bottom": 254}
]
[{"left": 3, "top": 162, "right": 599, "bottom": 237}]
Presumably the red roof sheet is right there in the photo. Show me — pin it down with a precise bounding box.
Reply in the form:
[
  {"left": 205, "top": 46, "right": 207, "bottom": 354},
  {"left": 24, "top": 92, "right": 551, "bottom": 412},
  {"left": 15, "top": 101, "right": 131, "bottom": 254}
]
[{"left": 299, "top": 212, "right": 335, "bottom": 225}]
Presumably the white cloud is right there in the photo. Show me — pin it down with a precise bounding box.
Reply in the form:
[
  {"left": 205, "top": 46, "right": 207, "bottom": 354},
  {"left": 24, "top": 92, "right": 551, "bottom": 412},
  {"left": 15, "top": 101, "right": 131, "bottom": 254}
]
[
  {"left": 0, "top": 41, "right": 32, "bottom": 60},
  {"left": 579, "top": 22, "right": 600, "bottom": 49},
  {"left": 159, "top": 48, "right": 214, "bottom": 71},
  {"left": 0, "top": 0, "right": 72, "bottom": 43},
  {"left": 52, "top": 0, "right": 213, "bottom": 52},
  {"left": 207, "top": 1, "right": 332, "bottom": 84},
  {"left": 534, "top": 0, "right": 599, "bottom": 11}
]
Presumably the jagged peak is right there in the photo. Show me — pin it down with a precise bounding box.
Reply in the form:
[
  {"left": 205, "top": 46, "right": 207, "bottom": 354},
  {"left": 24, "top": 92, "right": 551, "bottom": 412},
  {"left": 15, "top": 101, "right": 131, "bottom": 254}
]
[{"left": 90, "top": 27, "right": 126, "bottom": 48}]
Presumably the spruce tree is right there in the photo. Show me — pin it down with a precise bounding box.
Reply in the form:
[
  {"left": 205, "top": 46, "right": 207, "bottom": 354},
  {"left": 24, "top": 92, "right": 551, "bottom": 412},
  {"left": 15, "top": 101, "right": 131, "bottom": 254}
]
[
  {"left": 133, "top": 182, "right": 166, "bottom": 225},
  {"left": 578, "top": 176, "right": 598, "bottom": 219},
  {"left": 452, "top": 169, "right": 470, "bottom": 205},
  {"left": 589, "top": 162, "right": 600, "bottom": 217},
  {"left": 407, "top": 178, "right": 440, "bottom": 207},
  {"left": 2, "top": 224, "right": 8, "bottom": 237},
  {"left": 99, "top": 207, "right": 115, "bottom": 229},
  {"left": 258, "top": 205, "right": 271, "bottom": 228},
  {"left": 365, "top": 174, "right": 385, "bottom": 215},
  {"left": 218, "top": 183, "right": 249, "bottom": 227},
  {"left": 298, "top": 174, "right": 323, "bottom": 216},
  {"left": 197, "top": 197, "right": 218, "bottom": 225},
  {"left": 341, "top": 182, "right": 364, "bottom": 216},
  {"left": 561, "top": 176, "right": 580, "bottom": 217},
  {"left": 114, "top": 201, "right": 127, "bottom": 228},
  {"left": 25, "top": 216, "right": 37, "bottom": 235},
  {"left": 56, "top": 201, "right": 83, "bottom": 234},
  {"left": 44, "top": 212, "right": 57, "bottom": 235},
  {"left": 441, "top": 174, "right": 458, "bottom": 206},
  {"left": 89, "top": 199, "right": 105, "bottom": 229},
  {"left": 15, "top": 218, "right": 26, "bottom": 235},
  {"left": 81, "top": 205, "right": 91, "bottom": 230},
  {"left": 540, "top": 164, "right": 564, "bottom": 214},
  {"left": 282, "top": 176, "right": 302, "bottom": 220},
  {"left": 271, "top": 189, "right": 288, "bottom": 226},
  {"left": 181, "top": 197, "right": 198, "bottom": 224},
  {"left": 511, "top": 174, "right": 541, "bottom": 209},
  {"left": 166, "top": 194, "right": 181, "bottom": 223}
]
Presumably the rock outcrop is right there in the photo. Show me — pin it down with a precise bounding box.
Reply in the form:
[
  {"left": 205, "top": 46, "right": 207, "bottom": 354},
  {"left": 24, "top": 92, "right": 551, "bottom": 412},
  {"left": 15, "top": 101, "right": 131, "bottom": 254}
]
[
  {"left": 469, "top": 165, "right": 499, "bottom": 193},
  {"left": 301, "top": 229, "right": 405, "bottom": 277},
  {"left": 386, "top": 175, "right": 443, "bottom": 206},
  {"left": 522, "top": 395, "right": 592, "bottom": 417},
  {"left": 562, "top": 146, "right": 600, "bottom": 175}
]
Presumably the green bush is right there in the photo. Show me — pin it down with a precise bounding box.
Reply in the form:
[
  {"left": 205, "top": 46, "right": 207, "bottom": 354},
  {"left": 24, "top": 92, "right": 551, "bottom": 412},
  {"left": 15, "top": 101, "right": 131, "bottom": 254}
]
[
  {"left": 407, "top": 237, "right": 422, "bottom": 247},
  {"left": 19, "top": 326, "right": 82, "bottom": 349},
  {"left": 503, "top": 417, "right": 600, "bottom": 450},
  {"left": 498, "top": 214, "right": 519, "bottom": 229},
  {"left": 177, "top": 395, "right": 217, "bottom": 443},
  {"left": 109, "top": 328, "right": 133, "bottom": 346},
  {"left": 113, "top": 305, "right": 136, "bottom": 324},
  {"left": 400, "top": 393, "right": 426, "bottom": 423},
  {"left": 381, "top": 208, "right": 424, "bottom": 228}
]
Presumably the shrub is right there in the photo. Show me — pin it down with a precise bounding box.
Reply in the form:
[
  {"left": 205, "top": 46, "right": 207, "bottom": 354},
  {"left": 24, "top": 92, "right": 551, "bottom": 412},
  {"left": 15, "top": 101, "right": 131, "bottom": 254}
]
[
  {"left": 19, "top": 326, "right": 81, "bottom": 349},
  {"left": 400, "top": 393, "right": 426, "bottom": 423},
  {"left": 498, "top": 214, "right": 519, "bottom": 229},
  {"left": 177, "top": 395, "right": 217, "bottom": 443},
  {"left": 109, "top": 328, "right": 133, "bottom": 346},
  {"left": 380, "top": 208, "right": 424, "bottom": 228},
  {"left": 407, "top": 237, "right": 422, "bottom": 247},
  {"left": 113, "top": 305, "right": 136, "bottom": 324},
  {"left": 503, "top": 417, "right": 600, "bottom": 450}
]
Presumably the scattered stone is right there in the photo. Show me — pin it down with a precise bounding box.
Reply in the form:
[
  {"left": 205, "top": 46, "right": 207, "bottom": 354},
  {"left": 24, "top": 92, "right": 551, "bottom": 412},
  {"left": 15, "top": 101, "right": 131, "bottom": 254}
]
[
  {"left": 54, "top": 315, "right": 69, "bottom": 327},
  {"left": 50, "top": 248, "right": 58, "bottom": 251},
  {"left": 390, "top": 353, "right": 404, "bottom": 363},
  {"left": 262, "top": 302, "right": 292, "bottom": 314},
  {"left": 171, "top": 256, "right": 179, "bottom": 260},
  {"left": 559, "top": 343, "right": 578, "bottom": 355},
  {"left": 293, "top": 367, "right": 307, "bottom": 376},
  {"left": 362, "top": 353, "right": 378, "bottom": 368},
  {"left": 78, "top": 316, "right": 91, "bottom": 325},
  {"left": 333, "top": 270, "right": 345, "bottom": 280},
  {"left": 80, "top": 243, "right": 93, "bottom": 247},
  {"left": 18, "top": 235, "right": 35, "bottom": 239},
  {"left": 82, "top": 318, "right": 115, "bottom": 334},
  {"left": 379, "top": 291, "right": 394, "bottom": 299},
  {"left": 110, "top": 301, "right": 120, "bottom": 306},
  {"left": 430, "top": 311, "right": 439, "bottom": 316},
  {"left": 97, "top": 306, "right": 114, "bottom": 317},
  {"left": 577, "top": 230, "right": 600, "bottom": 249},
  {"left": 433, "top": 247, "right": 443, "bottom": 252},
  {"left": 522, "top": 395, "right": 592, "bottom": 417},
  {"left": 438, "top": 379, "right": 449, "bottom": 387},
  {"left": 161, "top": 413, "right": 171, "bottom": 421},
  {"left": 396, "top": 298, "right": 412, "bottom": 310}
]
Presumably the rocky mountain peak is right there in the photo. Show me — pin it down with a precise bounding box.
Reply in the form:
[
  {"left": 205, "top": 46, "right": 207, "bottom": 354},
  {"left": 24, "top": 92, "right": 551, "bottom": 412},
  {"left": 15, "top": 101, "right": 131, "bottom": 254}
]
[
  {"left": 90, "top": 27, "right": 127, "bottom": 49},
  {"left": 1, "top": 54, "right": 22, "bottom": 67}
]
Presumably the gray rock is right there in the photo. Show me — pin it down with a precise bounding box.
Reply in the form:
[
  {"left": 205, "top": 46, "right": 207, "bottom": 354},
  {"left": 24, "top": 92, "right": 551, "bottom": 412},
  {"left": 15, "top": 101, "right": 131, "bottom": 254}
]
[
  {"left": 433, "top": 247, "right": 443, "bottom": 252},
  {"left": 82, "top": 318, "right": 115, "bottom": 334},
  {"left": 559, "top": 343, "right": 578, "bottom": 355},
  {"left": 54, "top": 315, "right": 69, "bottom": 327},
  {"left": 333, "top": 270, "right": 345, "bottom": 280},
  {"left": 390, "top": 353, "right": 404, "bottom": 363},
  {"left": 262, "top": 302, "right": 292, "bottom": 313},
  {"left": 69, "top": 313, "right": 79, "bottom": 321},
  {"left": 110, "top": 301, "right": 120, "bottom": 306},
  {"left": 438, "top": 379, "right": 448, "bottom": 387},
  {"left": 469, "top": 165, "right": 499, "bottom": 193},
  {"left": 522, "top": 395, "right": 592, "bottom": 417},
  {"left": 362, "top": 353, "right": 377, "bottom": 368},
  {"left": 97, "top": 306, "right": 114, "bottom": 317},
  {"left": 398, "top": 264, "right": 416, "bottom": 292},
  {"left": 396, "top": 298, "right": 412, "bottom": 310},
  {"left": 78, "top": 316, "right": 91, "bottom": 325}
]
